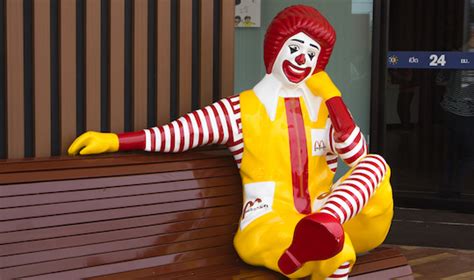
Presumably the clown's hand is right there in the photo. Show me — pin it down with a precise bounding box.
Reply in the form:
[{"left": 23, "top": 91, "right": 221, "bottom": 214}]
[
  {"left": 306, "top": 71, "right": 342, "bottom": 101},
  {"left": 68, "top": 131, "right": 119, "bottom": 156}
]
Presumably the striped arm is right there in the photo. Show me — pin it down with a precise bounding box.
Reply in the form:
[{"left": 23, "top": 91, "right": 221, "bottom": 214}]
[
  {"left": 332, "top": 125, "right": 367, "bottom": 167},
  {"left": 325, "top": 96, "right": 367, "bottom": 167},
  {"left": 118, "top": 96, "right": 244, "bottom": 168},
  {"left": 325, "top": 122, "right": 367, "bottom": 172},
  {"left": 326, "top": 262, "right": 351, "bottom": 280},
  {"left": 225, "top": 95, "right": 244, "bottom": 168},
  {"left": 324, "top": 119, "right": 339, "bottom": 173},
  {"left": 320, "top": 154, "right": 387, "bottom": 224},
  {"left": 326, "top": 153, "right": 338, "bottom": 173},
  {"left": 142, "top": 97, "right": 237, "bottom": 151}
]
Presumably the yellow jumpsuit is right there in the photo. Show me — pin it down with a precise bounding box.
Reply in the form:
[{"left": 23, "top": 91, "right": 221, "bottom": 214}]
[{"left": 233, "top": 90, "right": 393, "bottom": 279}]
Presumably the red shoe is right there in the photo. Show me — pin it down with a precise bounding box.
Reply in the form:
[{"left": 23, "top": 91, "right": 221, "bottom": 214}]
[{"left": 278, "top": 212, "right": 344, "bottom": 275}]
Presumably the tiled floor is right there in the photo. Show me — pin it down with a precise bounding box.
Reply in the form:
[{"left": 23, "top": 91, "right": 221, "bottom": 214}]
[{"left": 395, "top": 245, "right": 474, "bottom": 279}]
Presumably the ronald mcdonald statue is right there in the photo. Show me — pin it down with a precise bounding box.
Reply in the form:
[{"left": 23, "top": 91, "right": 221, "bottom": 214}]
[{"left": 69, "top": 5, "right": 393, "bottom": 280}]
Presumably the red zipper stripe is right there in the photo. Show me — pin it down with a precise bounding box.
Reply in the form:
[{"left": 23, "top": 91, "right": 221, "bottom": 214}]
[{"left": 284, "top": 98, "right": 311, "bottom": 214}]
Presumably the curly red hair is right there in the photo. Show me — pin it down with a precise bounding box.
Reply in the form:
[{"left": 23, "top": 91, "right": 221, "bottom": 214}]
[{"left": 264, "top": 5, "right": 336, "bottom": 74}]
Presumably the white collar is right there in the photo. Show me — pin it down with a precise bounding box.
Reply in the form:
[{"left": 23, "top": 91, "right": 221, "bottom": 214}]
[{"left": 253, "top": 74, "right": 322, "bottom": 122}]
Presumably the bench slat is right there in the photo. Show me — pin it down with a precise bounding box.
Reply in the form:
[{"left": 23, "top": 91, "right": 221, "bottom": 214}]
[
  {"left": 88, "top": 254, "right": 241, "bottom": 280},
  {"left": 0, "top": 195, "right": 241, "bottom": 233},
  {"left": 90, "top": 247, "right": 408, "bottom": 280},
  {"left": 162, "top": 263, "right": 281, "bottom": 280},
  {"left": 1, "top": 175, "right": 241, "bottom": 208},
  {"left": 0, "top": 157, "right": 236, "bottom": 184},
  {"left": 1, "top": 235, "right": 235, "bottom": 279},
  {"left": 0, "top": 204, "right": 241, "bottom": 244},
  {"left": 1, "top": 185, "right": 240, "bottom": 220},
  {"left": 0, "top": 149, "right": 228, "bottom": 174},
  {"left": 353, "top": 247, "right": 401, "bottom": 265},
  {"left": 2, "top": 224, "right": 237, "bottom": 268},
  {"left": 351, "top": 255, "right": 409, "bottom": 276},
  {"left": 0, "top": 166, "right": 238, "bottom": 197},
  {"left": 1, "top": 214, "right": 240, "bottom": 256},
  {"left": 19, "top": 246, "right": 236, "bottom": 280}
]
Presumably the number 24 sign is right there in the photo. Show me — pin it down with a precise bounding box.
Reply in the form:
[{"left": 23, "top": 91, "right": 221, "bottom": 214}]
[
  {"left": 387, "top": 51, "right": 474, "bottom": 69},
  {"left": 429, "top": 54, "right": 446, "bottom": 66}
]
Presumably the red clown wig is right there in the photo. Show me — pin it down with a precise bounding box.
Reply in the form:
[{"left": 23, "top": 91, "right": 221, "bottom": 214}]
[{"left": 264, "top": 5, "right": 336, "bottom": 74}]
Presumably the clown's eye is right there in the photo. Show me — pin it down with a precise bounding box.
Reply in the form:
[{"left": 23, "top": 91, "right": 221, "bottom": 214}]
[
  {"left": 308, "top": 52, "right": 315, "bottom": 60},
  {"left": 289, "top": 45, "right": 299, "bottom": 54}
]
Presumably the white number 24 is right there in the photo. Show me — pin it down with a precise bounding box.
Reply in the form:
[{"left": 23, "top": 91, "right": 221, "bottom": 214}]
[{"left": 429, "top": 54, "right": 446, "bottom": 66}]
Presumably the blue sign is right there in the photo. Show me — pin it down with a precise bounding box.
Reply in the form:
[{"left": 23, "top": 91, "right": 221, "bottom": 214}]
[{"left": 387, "top": 51, "right": 474, "bottom": 69}]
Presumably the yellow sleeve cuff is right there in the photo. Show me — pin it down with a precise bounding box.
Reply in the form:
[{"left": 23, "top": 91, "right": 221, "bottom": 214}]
[{"left": 306, "top": 71, "right": 342, "bottom": 101}]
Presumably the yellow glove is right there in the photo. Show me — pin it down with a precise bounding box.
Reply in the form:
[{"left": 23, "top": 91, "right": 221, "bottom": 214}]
[
  {"left": 306, "top": 71, "right": 341, "bottom": 101},
  {"left": 68, "top": 131, "right": 119, "bottom": 155}
]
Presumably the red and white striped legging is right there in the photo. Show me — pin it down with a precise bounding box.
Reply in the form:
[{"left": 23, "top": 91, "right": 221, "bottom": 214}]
[{"left": 327, "top": 261, "right": 351, "bottom": 279}]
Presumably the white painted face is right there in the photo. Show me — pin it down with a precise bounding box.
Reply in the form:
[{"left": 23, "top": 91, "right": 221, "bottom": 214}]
[{"left": 271, "top": 32, "right": 321, "bottom": 86}]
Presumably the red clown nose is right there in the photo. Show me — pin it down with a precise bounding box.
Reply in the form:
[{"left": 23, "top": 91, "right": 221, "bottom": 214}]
[{"left": 295, "top": 54, "right": 306, "bottom": 65}]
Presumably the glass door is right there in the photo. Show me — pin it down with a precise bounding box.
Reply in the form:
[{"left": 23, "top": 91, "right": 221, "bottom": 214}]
[{"left": 380, "top": 0, "right": 474, "bottom": 211}]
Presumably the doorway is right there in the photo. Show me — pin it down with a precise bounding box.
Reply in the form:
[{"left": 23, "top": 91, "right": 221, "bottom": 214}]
[{"left": 373, "top": 0, "right": 474, "bottom": 212}]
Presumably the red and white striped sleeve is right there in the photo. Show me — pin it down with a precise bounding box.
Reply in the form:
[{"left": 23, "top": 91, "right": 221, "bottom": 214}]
[
  {"left": 325, "top": 97, "right": 367, "bottom": 167},
  {"left": 325, "top": 153, "right": 338, "bottom": 173},
  {"left": 117, "top": 95, "right": 244, "bottom": 167},
  {"left": 225, "top": 95, "right": 244, "bottom": 168},
  {"left": 324, "top": 118, "right": 367, "bottom": 173},
  {"left": 328, "top": 123, "right": 368, "bottom": 167},
  {"left": 323, "top": 118, "right": 339, "bottom": 173}
]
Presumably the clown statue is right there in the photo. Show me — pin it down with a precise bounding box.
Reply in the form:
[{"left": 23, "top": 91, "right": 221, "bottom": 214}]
[{"left": 69, "top": 5, "right": 393, "bottom": 280}]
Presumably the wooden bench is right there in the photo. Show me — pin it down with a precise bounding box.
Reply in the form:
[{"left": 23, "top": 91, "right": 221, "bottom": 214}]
[{"left": 0, "top": 149, "right": 412, "bottom": 279}]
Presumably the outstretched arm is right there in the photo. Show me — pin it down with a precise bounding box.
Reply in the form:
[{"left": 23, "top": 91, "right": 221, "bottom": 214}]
[
  {"left": 68, "top": 97, "right": 240, "bottom": 156},
  {"left": 121, "top": 98, "right": 238, "bottom": 153}
]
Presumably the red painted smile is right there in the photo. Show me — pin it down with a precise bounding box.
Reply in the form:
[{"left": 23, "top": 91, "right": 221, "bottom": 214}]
[{"left": 282, "top": 60, "right": 311, "bottom": 84}]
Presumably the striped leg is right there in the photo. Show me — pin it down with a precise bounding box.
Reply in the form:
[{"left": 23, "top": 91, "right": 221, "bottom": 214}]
[
  {"left": 326, "top": 262, "right": 351, "bottom": 279},
  {"left": 320, "top": 154, "right": 388, "bottom": 224}
]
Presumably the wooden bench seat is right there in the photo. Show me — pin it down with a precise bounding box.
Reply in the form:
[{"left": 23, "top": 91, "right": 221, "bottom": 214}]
[
  {"left": 0, "top": 149, "right": 411, "bottom": 279},
  {"left": 87, "top": 247, "right": 412, "bottom": 280}
]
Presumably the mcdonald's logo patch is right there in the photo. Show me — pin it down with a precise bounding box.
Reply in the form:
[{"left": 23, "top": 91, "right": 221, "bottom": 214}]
[{"left": 311, "top": 129, "right": 327, "bottom": 156}]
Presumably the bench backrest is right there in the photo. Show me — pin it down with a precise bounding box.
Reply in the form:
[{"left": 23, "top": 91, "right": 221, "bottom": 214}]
[
  {"left": 0, "top": 149, "right": 242, "bottom": 279},
  {"left": 0, "top": 0, "right": 235, "bottom": 160}
]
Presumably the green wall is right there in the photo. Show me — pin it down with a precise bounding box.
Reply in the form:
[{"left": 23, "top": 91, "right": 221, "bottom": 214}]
[{"left": 234, "top": 0, "right": 373, "bottom": 176}]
